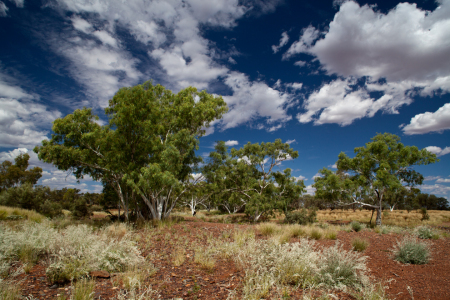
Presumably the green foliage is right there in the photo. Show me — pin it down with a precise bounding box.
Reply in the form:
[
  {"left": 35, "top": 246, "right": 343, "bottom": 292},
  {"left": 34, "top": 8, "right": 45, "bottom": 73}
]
[
  {"left": 416, "top": 226, "right": 437, "bottom": 239},
  {"left": 420, "top": 207, "right": 430, "bottom": 221},
  {"left": 0, "top": 153, "right": 42, "bottom": 192},
  {"left": 40, "top": 200, "right": 63, "bottom": 219},
  {"left": 71, "top": 199, "right": 92, "bottom": 220},
  {"left": 351, "top": 221, "right": 362, "bottom": 232},
  {"left": 35, "top": 81, "right": 227, "bottom": 221},
  {"left": 203, "top": 140, "right": 305, "bottom": 222},
  {"left": 318, "top": 242, "right": 367, "bottom": 288},
  {"left": 317, "top": 133, "right": 438, "bottom": 226},
  {"left": 0, "top": 210, "right": 7, "bottom": 220},
  {"left": 393, "top": 236, "right": 430, "bottom": 265},
  {"left": 284, "top": 209, "right": 316, "bottom": 225},
  {"left": 352, "top": 238, "right": 369, "bottom": 252}
]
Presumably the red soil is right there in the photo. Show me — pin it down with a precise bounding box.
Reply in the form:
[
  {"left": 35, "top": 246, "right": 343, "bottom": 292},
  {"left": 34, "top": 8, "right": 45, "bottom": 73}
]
[{"left": 15, "top": 219, "right": 450, "bottom": 299}]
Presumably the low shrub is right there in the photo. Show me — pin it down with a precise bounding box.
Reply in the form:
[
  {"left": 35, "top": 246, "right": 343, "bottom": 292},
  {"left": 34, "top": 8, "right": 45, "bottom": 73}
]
[
  {"left": 0, "top": 222, "right": 144, "bottom": 284},
  {"left": 416, "top": 226, "right": 431, "bottom": 239},
  {"left": 420, "top": 208, "right": 430, "bottom": 221},
  {"left": 352, "top": 238, "right": 369, "bottom": 252},
  {"left": 318, "top": 242, "right": 368, "bottom": 289},
  {"left": 284, "top": 209, "right": 316, "bottom": 225},
  {"left": 351, "top": 221, "right": 362, "bottom": 232},
  {"left": 416, "top": 226, "right": 436, "bottom": 239},
  {"left": 392, "top": 236, "right": 430, "bottom": 265}
]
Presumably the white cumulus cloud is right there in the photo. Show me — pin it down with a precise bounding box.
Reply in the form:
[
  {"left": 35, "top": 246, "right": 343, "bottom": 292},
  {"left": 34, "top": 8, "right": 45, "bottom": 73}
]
[
  {"left": 425, "top": 146, "right": 450, "bottom": 157},
  {"left": 224, "top": 140, "right": 239, "bottom": 146},
  {"left": 287, "top": 0, "right": 450, "bottom": 126},
  {"left": 403, "top": 103, "right": 450, "bottom": 135},
  {"left": 221, "top": 72, "right": 293, "bottom": 130}
]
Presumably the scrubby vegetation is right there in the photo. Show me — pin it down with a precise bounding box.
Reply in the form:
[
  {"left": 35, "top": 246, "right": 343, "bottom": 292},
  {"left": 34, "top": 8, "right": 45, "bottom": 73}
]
[{"left": 392, "top": 235, "right": 431, "bottom": 265}]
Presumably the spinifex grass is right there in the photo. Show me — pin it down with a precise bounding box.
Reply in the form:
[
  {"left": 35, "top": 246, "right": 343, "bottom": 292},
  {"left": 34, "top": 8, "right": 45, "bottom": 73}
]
[
  {"left": 352, "top": 238, "right": 369, "bottom": 252},
  {"left": 392, "top": 236, "right": 430, "bottom": 265}
]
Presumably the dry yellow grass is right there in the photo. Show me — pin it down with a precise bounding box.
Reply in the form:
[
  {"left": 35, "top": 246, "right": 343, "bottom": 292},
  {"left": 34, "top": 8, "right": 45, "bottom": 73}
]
[
  {"left": 316, "top": 209, "right": 450, "bottom": 227},
  {"left": 0, "top": 205, "right": 44, "bottom": 223}
]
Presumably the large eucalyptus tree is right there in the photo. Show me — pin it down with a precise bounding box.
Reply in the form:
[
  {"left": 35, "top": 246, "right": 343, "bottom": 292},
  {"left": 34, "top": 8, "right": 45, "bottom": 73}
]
[
  {"left": 35, "top": 81, "right": 227, "bottom": 220},
  {"left": 314, "top": 133, "right": 438, "bottom": 226}
]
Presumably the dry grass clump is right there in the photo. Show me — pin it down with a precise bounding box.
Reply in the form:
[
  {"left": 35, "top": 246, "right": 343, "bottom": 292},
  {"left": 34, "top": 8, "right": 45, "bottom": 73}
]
[
  {"left": 325, "top": 230, "right": 337, "bottom": 240},
  {"left": 171, "top": 247, "right": 186, "bottom": 266},
  {"left": 115, "top": 275, "right": 161, "bottom": 300},
  {"left": 103, "top": 223, "right": 133, "bottom": 239},
  {"left": 0, "top": 221, "right": 145, "bottom": 284},
  {"left": 194, "top": 246, "right": 216, "bottom": 272},
  {"left": 71, "top": 279, "right": 95, "bottom": 300},
  {"left": 309, "top": 228, "right": 323, "bottom": 240},
  {"left": 114, "top": 262, "right": 157, "bottom": 291},
  {"left": 0, "top": 279, "right": 21, "bottom": 300},
  {"left": 0, "top": 205, "right": 44, "bottom": 223},
  {"left": 213, "top": 234, "right": 371, "bottom": 300},
  {"left": 257, "top": 222, "right": 280, "bottom": 236},
  {"left": 316, "top": 209, "right": 450, "bottom": 227},
  {"left": 352, "top": 238, "right": 369, "bottom": 252}
]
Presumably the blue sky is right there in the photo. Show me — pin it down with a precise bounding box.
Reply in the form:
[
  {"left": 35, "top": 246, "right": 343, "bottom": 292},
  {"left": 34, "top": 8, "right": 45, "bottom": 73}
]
[{"left": 0, "top": 0, "right": 449, "bottom": 199}]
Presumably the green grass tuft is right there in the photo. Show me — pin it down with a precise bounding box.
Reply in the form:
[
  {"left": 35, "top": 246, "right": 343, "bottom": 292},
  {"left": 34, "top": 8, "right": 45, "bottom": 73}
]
[{"left": 352, "top": 238, "right": 369, "bottom": 252}]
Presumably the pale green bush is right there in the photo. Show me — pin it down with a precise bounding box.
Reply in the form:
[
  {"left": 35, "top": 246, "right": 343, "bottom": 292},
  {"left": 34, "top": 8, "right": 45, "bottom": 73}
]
[
  {"left": 392, "top": 235, "right": 430, "bottom": 265},
  {"left": 46, "top": 224, "right": 143, "bottom": 282},
  {"left": 415, "top": 226, "right": 439, "bottom": 239},
  {"left": 214, "top": 234, "right": 369, "bottom": 299},
  {"left": 319, "top": 242, "right": 368, "bottom": 289},
  {"left": 0, "top": 221, "right": 144, "bottom": 283}
]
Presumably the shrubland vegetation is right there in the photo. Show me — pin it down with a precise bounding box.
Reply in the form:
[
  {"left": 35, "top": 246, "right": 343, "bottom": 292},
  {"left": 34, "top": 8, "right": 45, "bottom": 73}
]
[{"left": 0, "top": 81, "right": 449, "bottom": 299}]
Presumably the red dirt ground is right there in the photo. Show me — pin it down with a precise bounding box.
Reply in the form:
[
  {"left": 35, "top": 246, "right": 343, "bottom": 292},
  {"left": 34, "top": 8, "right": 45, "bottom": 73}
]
[{"left": 15, "top": 219, "right": 450, "bottom": 299}]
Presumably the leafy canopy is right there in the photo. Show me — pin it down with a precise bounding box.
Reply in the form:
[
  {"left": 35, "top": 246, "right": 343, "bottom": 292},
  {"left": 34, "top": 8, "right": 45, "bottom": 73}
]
[{"left": 35, "top": 81, "right": 227, "bottom": 220}]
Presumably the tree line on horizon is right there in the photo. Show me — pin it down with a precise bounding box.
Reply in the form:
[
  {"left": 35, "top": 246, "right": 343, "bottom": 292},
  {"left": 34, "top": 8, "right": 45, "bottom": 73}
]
[{"left": 0, "top": 81, "right": 447, "bottom": 225}]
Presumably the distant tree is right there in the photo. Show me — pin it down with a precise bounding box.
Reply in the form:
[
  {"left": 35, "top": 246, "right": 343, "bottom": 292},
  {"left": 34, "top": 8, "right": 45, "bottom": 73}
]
[
  {"left": 204, "top": 139, "right": 304, "bottom": 222},
  {"left": 0, "top": 153, "right": 42, "bottom": 191},
  {"left": 335, "top": 133, "right": 437, "bottom": 225},
  {"left": 35, "top": 81, "right": 227, "bottom": 221}
]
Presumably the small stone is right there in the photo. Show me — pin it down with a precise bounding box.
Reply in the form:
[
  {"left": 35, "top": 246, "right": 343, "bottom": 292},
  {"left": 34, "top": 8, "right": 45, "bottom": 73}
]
[
  {"left": 49, "top": 284, "right": 58, "bottom": 289},
  {"left": 89, "top": 270, "right": 110, "bottom": 278}
]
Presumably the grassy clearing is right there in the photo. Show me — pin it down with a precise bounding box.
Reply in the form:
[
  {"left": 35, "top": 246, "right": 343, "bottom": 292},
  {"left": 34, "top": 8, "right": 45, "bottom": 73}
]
[{"left": 316, "top": 209, "right": 450, "bottom": 227}]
